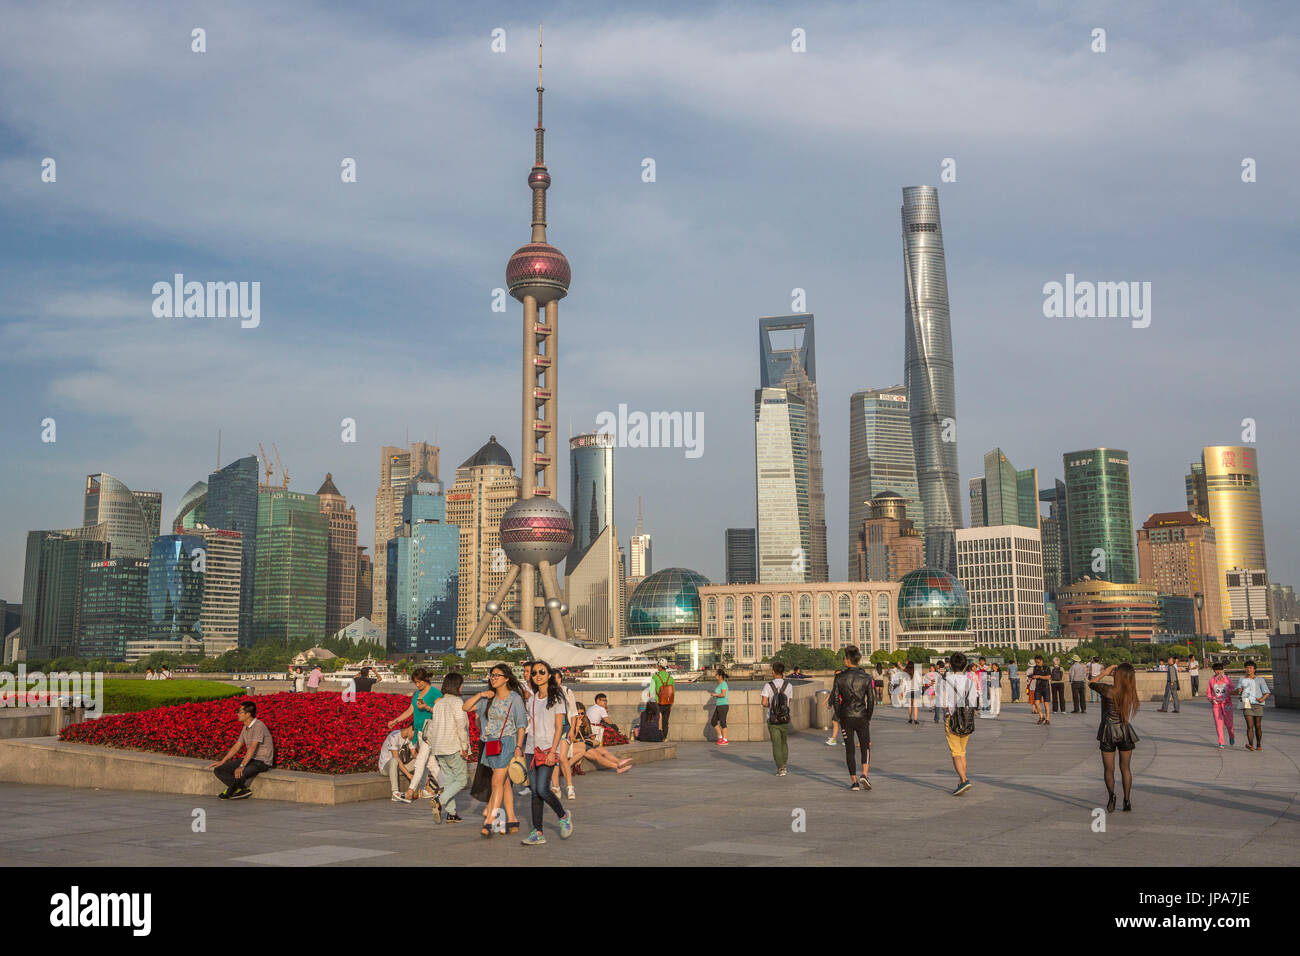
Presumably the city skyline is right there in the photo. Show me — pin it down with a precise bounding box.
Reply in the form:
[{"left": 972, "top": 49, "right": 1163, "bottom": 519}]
[{"left": 2, "top": 3, "right": 1299, "bottom": 603}]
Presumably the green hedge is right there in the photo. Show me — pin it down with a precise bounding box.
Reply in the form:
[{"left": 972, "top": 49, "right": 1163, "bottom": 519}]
[{"left": 99, "top": 679, "right": 245, "bottom": 714}]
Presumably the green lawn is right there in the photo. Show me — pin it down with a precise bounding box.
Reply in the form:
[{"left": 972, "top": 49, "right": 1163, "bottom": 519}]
[{"left": 99, "top": 679, "right": 245, "bottom": 714}]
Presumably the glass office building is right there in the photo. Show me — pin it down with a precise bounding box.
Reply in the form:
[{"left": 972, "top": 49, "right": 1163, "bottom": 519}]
[
  {"left": 760, "top": 315, "right": 827, "bottom": 581},
  {"left": 725, "top": 528, "right": 757, "bottom": 584},
  {"left": 902, "top": 186, "right": 962, "bottom": 574},
  {"left": 20, "top": 526, "right": 109, "bottom": 659},
  {"left": 969, "top": 449, "right": 1039, "bottom": 532},
  {"left": 387, "top": 471, "right": 459, "bottom": 654},
  {"left": 207, "top": 456, "right": 260, "bottom": 646},
  {"left": 83, "top": 473, "right": 158, "bottom": 560},
  {"left": 1063, "top": 449, "right": 1136, "bottom": 584},
  {"left": 1039, "top": 481, "right": 1071, "bottom": 587},
  {"left": 755, "top": 387, "right": 811, "bottom": 583},
  {"left": 254, "top": 489, "right": 328, "bottom": 645},
  {"left": 848, "top": 385, "right": 922, "bottom": 579},
  {"left": 148, "top": 534, "right": 205, "bottom": 641},
  {"left": 568, "top": 432, "right": 614, "bottom": 569},
  {"left": 174, "top": 481, "right": 208, "bottom": 530},
  {"left": 79, "top": 558, "right": 150, "bottom": 660}
]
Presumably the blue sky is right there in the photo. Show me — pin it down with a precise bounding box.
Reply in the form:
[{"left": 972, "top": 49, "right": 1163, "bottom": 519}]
[{"left": 1, "top": 0, "right": 1297, "bottom": 599}]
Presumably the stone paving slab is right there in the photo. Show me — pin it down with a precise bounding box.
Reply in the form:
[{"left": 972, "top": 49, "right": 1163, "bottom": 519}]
[{"left": 0, "top": 699, "right": 1294, "bottom": 867}]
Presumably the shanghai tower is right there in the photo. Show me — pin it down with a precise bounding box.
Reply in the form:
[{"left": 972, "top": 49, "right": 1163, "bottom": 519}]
[{"left": 902, "top": 186, "right": 961, "bottom": 574}]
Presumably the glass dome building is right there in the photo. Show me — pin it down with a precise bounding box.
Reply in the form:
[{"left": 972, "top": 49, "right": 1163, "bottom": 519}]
[
  {"left": 627, "top": 568, "right": 710, "bottom": 637},
  {"left": 897, "top": 568, "right": 970, "bottom": 632},
  {"left": 625, "top": 568, "right": 718, "bottom": 671}
]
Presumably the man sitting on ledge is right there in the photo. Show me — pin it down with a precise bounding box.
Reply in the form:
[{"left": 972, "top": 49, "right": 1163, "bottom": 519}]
[{"left": 209, "top": 701, "right": 275, "bottom": 800}]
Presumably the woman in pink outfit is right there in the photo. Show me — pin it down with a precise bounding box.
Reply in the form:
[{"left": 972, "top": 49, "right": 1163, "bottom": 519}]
[{"left": 1206, "top": 661, "right": 1235, "bottom": 748}]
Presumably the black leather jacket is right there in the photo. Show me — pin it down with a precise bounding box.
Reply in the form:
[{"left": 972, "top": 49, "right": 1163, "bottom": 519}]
[{"left": 833, "top": 667, "right": 875, "bottom": 721}]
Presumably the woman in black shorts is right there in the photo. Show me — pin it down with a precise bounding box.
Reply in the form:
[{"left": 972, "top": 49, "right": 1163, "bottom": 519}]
[{"left": 1089, "top": 662, "right": 1140, "bottom": 813}]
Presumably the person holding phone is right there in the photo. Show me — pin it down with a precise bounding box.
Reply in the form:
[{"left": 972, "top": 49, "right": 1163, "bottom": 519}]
[
  {"left": 1089, "top": 662, "right": 1140, "bottom": 812},
  {"left": 465, "top": 664, "right": 527, "bottom": 838},
  {"left": 520, "top": 660, "right": 573, "bottom": 846}
]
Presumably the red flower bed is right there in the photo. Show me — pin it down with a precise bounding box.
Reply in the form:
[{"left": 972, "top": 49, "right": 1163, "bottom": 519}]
[{"left": 60, "top": 691, "right": 413, "bottom": 774}]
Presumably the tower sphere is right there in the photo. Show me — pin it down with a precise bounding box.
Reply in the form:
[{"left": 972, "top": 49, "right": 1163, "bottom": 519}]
[
  {"left": 500, "top": 495, "right": 573, "bottom": 565},
  {"left": 507, "top": 242, "right": 571, "bottom": 304}
]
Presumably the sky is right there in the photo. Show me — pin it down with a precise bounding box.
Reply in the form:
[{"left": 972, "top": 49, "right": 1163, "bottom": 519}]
[{"left": 1, "top": 0, "right": 1297, "bottom": 600}]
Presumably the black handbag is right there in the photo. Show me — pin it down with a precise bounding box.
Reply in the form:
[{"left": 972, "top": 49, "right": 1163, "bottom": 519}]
[{"left": 470, "top": 761, "right": 493, "bottom": 803}]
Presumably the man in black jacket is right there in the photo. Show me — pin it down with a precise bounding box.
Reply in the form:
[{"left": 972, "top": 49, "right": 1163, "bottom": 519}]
[{"left": 832, "top": 645, "right": 875, "bottom": 791}]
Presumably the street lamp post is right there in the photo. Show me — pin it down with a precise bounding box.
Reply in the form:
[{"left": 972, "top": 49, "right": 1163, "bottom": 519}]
[{"left": 1194, "top": 592, "right": 1205, "bottom": 663}]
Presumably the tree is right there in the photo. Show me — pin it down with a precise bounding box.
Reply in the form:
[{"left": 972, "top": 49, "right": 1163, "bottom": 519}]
[{"left": 869, "top": 649, "right": 894, "bottom": 666}]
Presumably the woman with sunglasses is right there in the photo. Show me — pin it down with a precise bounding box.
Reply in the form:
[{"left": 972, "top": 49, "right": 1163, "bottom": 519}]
[
  {"left": 464, "top": 664, "right": 527, "bottom": 838},
  {"left": 521, "top": 660, "right": 573, "bottom": 845}
]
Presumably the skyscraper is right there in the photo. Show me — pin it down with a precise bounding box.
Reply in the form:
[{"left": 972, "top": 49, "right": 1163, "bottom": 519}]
[
  {"left": 83, "top": 473, "right": 159, "bottom": 560},
  {"left": 629, "top": 497, "right": 652, "bottom": 579},
  {"left": 254, "top": 489, "right": 328, "bottom": 644},
  {"left": 190, "top": 525, "right": 243, "bottom": 655},
  {"left": 755, "top": 386, "right": 810, "bottom": 584},
  {"left": 387, "top": 470, "right": 459, "bottom": 654},
  {"left": 174, "top": 481, "right": 208, "bottom": 529},
  {"left": 956, "top": 526, "right": 1046, "bottom": 650},
  {"left": 20, "top": 525, "right": 109, "bottom": 659},
  {"left": 1195, "top": 446, "right": 1269, "bottom": 632},
  {"left": 848, "top": 385, "right": 923, "bottom": 579},
  {"left": 1136, "top": 511, "right": 1222, "bottom": 638},
  {"left": 567, "top": 432, "right": 614, "bottom": 568},
  {"left": 725, "top": 528, "right": 757, "bottom": 585},
  {"left": 969, "top": 449, "right": 1040, "bottom": 531},
  {"left": 206, "top": 455, "right": 259, "bottom": 646},
  {"left": 904, "top": 187, "right": 967, "bottom": 574},
  {"left": 372, "top": 442, "right": 439, "bottom": 635},
  {"left": 316, "top": 473, "right": 358, "bottom": 637},
  {"left": 1063, "top": 448, "right": 1136, "bottom": 584},
  {"left": 1039, "top": 480, "right": 1071, "bottom": 588},
  {"left": 759, "top": 315, "right": 827, "bottom": 581},
  {"left": 355, "top": 546, "right": 373, "bottom": 621},
  {"left": 902, "top": 186, "right": 962, "bottom": 574},
  {"left": 147, "top": 533, "right": 206, "bottom": 642},
  {"left": 78, "top": 557, "right": 150, "bottom": 661},
  {"left": 447, "top": 437, "right": 521, "bottom": 648}
]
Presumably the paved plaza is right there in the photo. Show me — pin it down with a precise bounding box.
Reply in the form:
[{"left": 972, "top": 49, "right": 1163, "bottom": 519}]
[{"left": 2, "top": 698, "right": 1296, "bottom": 867}]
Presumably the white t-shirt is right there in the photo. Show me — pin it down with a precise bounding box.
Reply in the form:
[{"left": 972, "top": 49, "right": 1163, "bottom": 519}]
[
  {"left": 526, "top": 693, "right": 568, "bottom": 752},
  {"left": 378, "top": 730, "right": 404, "bottom": 772},
  {"left": 763, "top": 678, "right": 792, "bottom": 711},
  {"left": 1188, "top": 661, "right": 1199, "bottom": 675},
  {"left": 587, "top": 703, "right": 609, "bottom": 743},
  {"left": 1090, "top": 661, "right": 1103, "bottom": 678},
  {"left": 939, "top": 673, "right": 979, "bottom": 709}
]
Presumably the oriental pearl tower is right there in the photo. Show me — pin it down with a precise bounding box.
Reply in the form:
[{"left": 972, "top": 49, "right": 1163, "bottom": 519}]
[{"left": 465, "top": 27, "right": 576, "bottom": 648}]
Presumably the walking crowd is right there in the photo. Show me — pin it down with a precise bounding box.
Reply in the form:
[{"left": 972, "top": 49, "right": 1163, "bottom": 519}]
[{"left": 208, "top": 652, "right": 1274, "bottom": 828}]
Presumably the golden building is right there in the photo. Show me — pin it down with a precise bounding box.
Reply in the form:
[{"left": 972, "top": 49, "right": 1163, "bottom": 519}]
[
  {"left": 1198, "top": 446, "right": 1268, "bottom": 631},
  {"left": 446, "top": 437, "right": 520, "bottom": 648}
]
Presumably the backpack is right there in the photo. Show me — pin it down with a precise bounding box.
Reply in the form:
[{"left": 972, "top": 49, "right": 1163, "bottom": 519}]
[
  {"left": 945, "top": 675, "right": 976, "bottom": 737},
  {"left": 767, "top": 679, "right": 792, "bottom": 725},
  {"left": 656, "top": 672, "right": 675, "bottom": 706}
]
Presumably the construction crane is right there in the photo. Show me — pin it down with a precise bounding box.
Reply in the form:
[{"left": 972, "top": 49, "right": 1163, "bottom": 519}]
[
  {"left": 257, "top": 443, "right": 274, "bottom": 486},
  {"left": 272, "top": 442, "right": 289, "bottom": 489}
]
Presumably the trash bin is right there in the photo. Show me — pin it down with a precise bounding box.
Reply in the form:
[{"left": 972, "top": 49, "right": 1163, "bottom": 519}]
[
  {"left": 813, "top": 690, "right": 830, "bottom": 730},
  {"left": 242, "top": 685, "right": 256, "bottom": 697}
]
